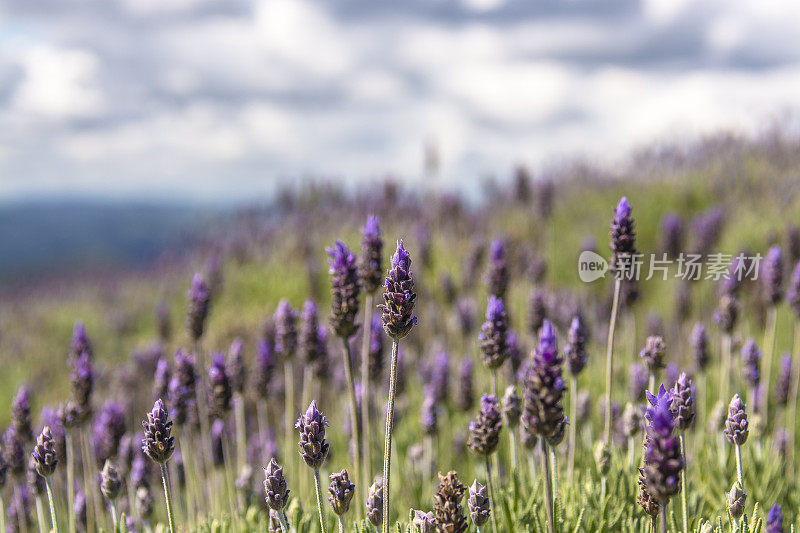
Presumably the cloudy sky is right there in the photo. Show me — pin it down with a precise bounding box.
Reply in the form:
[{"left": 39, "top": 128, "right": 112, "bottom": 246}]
[{"left": 2, "top": 0, "right": 800, "bottom": 203}]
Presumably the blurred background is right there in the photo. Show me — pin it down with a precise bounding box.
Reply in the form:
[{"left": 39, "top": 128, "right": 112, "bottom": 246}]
[{"left": 2, "top": 0, "right": 800, "bottom": 285}]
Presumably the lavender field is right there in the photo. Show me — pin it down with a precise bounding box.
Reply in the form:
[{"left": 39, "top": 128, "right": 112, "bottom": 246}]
[{"left": 2, "top": 132, "right": 800, "bottom": 532}]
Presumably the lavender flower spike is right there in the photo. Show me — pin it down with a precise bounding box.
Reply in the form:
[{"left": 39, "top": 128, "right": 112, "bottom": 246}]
[
  {"left": 762, "top": 246, "right": 784, "bottom": 306},
  {"left": 671, "top": 373, "right": 695, "bottom": 431},
  {"left": 479, "top": 296, "right": 509, "bottom": 370},
  {"left": 274, "top": 300, "right": 298, "bottom": 359},
  {"left": 412, "top": 510, "right": 436, "bottom": 533},
  {"left": 141, "top": 399, "right": 175, "bottom": 464},
  {"left": 523, "top": 320, "right": 568, "bottom": 446},
  {"left": 485, "top": 239, "right": 508, "bottom": 300},
  {"left": 741, "top": 338, "right": 761, "bottom": 389},
  {"left": 264, "top": 458, "right": 290, "bottom": 511},
  {"left": 787, "top": 260, "right": 800, "bottom": 316},
  {"left": 433, "top": 471, "right": 468, "bottom": 533},
  {"left": 296, "top": 401, "right": 330, "bottom": 469},
  {"left": 564, "top": 315, "right": 588, "bottom": 376},
  {"left": 468, "top": 395, "right": 503, "bottom": 456},
  {"left": 610, "top": 196, "right": 637, "bottom": 272},
  {"left": 365, "top": 481, "right": 383, "bottom": 526},
  {"left": 11, "top": 387, "right": 33, "bottom": 443},
  {"left": 185, "top": 272, "right": 211, "bottom": 341},
  {"left": 32, "top": 427, "right": 58, "bottom": 478},
  {"left": 208, "top": 352, "right": 233, "bottom": 418},
  {"left": 327, "top": 240, "right": 361, "bottom": 340},
  {"left": 328, "top": 469, "right": 355, "bottom": 516},
  {"left": 690, "top": 323, "right": 709, "bottom": 372},
  {"left": 639, "top": 336, "right": 666, "bottom": 375},
  {"left": 359, "top": 215, "right": 383, "bottom": 293},
  {"left": 643, "top": 385, "right": 684, "bottom": 504},
  {"left": 100, "top": 460, "right": 122, "bottom": 501},
  {"left": 468, "top": 479, "right": 491, "bottom": 529},
  {"left": 766, "top": 503, "right": 784, "bottom": 533},
  {"left": 379, "top": 240, "right": 417, "bottom": 339},
  {"left": 724, "top": 394, "right": 749, "bottom": 447},
  {"left": 70, "top": 322, "right": 93, "bottom": 359}
]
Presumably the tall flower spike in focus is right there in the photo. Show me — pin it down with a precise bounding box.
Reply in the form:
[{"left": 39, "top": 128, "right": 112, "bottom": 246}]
[
  {"left": 296, "top": 401, "right": 329, "bottom": 469},
  {"left": 724, "top": 394, "right": 749, "bottom": 446},
  {"left": 264, "top": 458, "right": 290, "bottom": 511},
  {"left": 643, "top": 386, "right": 684, "bottom": 506},
  {"left": 359, "top": 215, "right": 383, "bottom": 294},
  {"left": 327, "top": 240, "right": 361, "bottom": 340},
  {"left": 485, "top": 239, "right": 508, "bottom": 300},
  {"left": 433, "top": 471, "right": 468, "bottom": 533},
  {"left": 32, "top": 426, "right": 58, "bottom": 477},
  {"left": 468, "top": 395, "right": 503, "bottom": 456},
  {"left": 185, "top": 272, "right": 211, "bottom": 342},
  {"left": 671, "top": 374, "right": 695, "bottom": 431},
  {"left": 479, "top": 296, "right": 509, "bottom": 371},
  {"left": 141, "top": 399, "right": 175, "bottom": 464},
  {"left": 379, "top": 240, "right": 417, "bottom": 339},
  {"left": 524, "top": 320, "right": 568, "bottom": 445}
]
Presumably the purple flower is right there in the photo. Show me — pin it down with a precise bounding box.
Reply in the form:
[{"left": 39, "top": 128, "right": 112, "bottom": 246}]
[
  {"left": 479, "top": 296, "right": 509, "bottom": 370},
  {"left": 762, "top": 246, "right": 784, "bottom": 306},
  {"left": 168, "top": 349, "right": 197, "bottom": 427},
  {"left": 724, "top": 394, "right": 749, "bottom": 446},
  {"left": 295, "top": 401, "right": 329, "bottom": 469},
  {"left": 643, "top": 385, "right": 683, "bottom": 503},
  {"left": 690, "top": 323, "right": 709, "bottom": 372},
  {"left": 639, "top": 336, "right": 666, "bottom": 374},
  {"left": 456, "top": 358, "right": 474, "bottom": 412},
  {"left": 255, "top": 339, "right": 277, "bottom": 400},
  {"left": 766, "top": 504, "right": 784, "bottom": 533},
  {"left": 379, "top": 240, "right": 417, "bottom": 339},
  {"left": 429, "top": 351, "right": 450, "bottom": 405},
  {"left": 527, "top": 289, "right": 547, "bottom": 337},
  {"left": 455, "top": 298, "right": 476, "bottom": 337},
  {"left": 327, "top": 469, "right": 355, "bottom": 516},
  {"left": 659, "top": 213, "right": 683, "bottom": 257},
  {"left": 523, "top": 320, "right": 567, "bottom": 445},
  {"left": 185, "top": 272, "right": 211, "bottom": 341},
  {"left": 69, "top": 352, "right": 94, "bottom": 423},
  {"left": 208, "top": 352, "right": 233, "bottom": 418},
  {"left": 368, "top": 313, "right": 384, "bottom": 382},
  {"left": 485, "top": 238, "right": 508, "bottom": 300},
  {"left": 359, "top": 215, "right": 383, "bottom": 293},
  {"left": 741, "top": 338, "right": 761, "bottom": 388},
  {"left": 70, "top": 322, "right": 93, "bottom": 359},
  {"left": 299, "top": 300, "right": 324, "bottom": 370},
  {"left": 564, "top": 315, "right": 588, "bottom": 376},
  {"left": 264, "top": 458, "right": 290, "bottom": 511},
  {"left": 274, "top": 300, "right": 298, "bottom": 359},
  {"left": 671, "top": 373, "right": 695, "bottom": 431},
  {"left": 507, "top": 331, "right": 524, "bottom": 377},
  {"left": 141, "top": 399, "right": 174, "bottom": 464},
  {"left": 610, "top": 197, "right": 637, "bottom": 272},
  {"left": 727, "top": 481, "right": 746, "bottom": 520},
  {"left": 713, "top": 293, "right": 739, "bottom": 334},
  {"left": 788, "top": 261, "right": 800, "bottom": 317},
  {"left": 775, "top": 354, "right": 792, "bottom": 406},
  {"left": 32, "top": 426, "right": 58, "bottom": 477},
  {"left": 154, "top": 358, "right": 171, "bottom": 403},
  {"left": 11, "top": 387, "right": 33, "bottom": 443},
  {"left": 691, "top": 206, "right": 723, "bottom": 256},
  {"left": 228, "top": 338, "right": 246, "bottom": 394},
  {"left": 412, "top": 510, "right": 436, "bottom": 533},
  {"left": 92, "top": 401, "right": 127, "bottom": 467},
  {"left": 468, "top": 394, "right": 502, "bottom": 456},
  {"left": 421, "top": 390, "right": 438, "bottom": 436},
  {"left": 327, "top": 240, "right": 361, "bottom": 339}
]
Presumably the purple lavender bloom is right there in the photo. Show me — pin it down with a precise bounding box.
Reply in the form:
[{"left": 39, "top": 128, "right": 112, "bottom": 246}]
[
  {"left": 690, "top": 323, "right": 709, "bottom": 372},
  {"left": 208, "top": 352, "right": 233, "bottom": 418},
  {"left": 295, "top": 401, "right": 329, "bottom": 469},
  {"left": 40, "top": 407, "right": 66, "bottom": 462},
  {"left": 724, "top": 394, "right": 749, "bottom": 446},
  {"left": 69, "top": 351, "right": 94, "bottom": 422},
  {"left": 507, "top": 331, "right": 523, "bottom": 377},
  {"left": 455, "top": 298, "right": 476, "bottom": 337},
  {"left": 762, "top": 246, "right": 784, "bottom": 306},
  {"left": 421, "top": 390, "right": 438, "bottom": 436},
  {"left": 264, "top": 458, "right": 290, "bottom": 511},
  {"left": 228, "top": 338, "right": 246, "bottom": 394},
  {"left": 11, "top": 387, "right": 33, "bottom": 443},
  {"left": 70, "top": 322, "right": 93, "bottom": 359},
  {"left": 479, "top": 296, "right": 509, "bottom": 370},
  {"left": 429, "top": 351, "right": 450, "bottom": 405},
  {"left": 379, "top": 240, "right": 417, "bottom": 339},
  {"left": 456, "top": 358, "right": 474, "bottom": 413},
  {"left": 92, "top": 401, "right": 127, "bottom": 467},
  {"left": 314, "top": 326, "right": 331, "bottom": 380},
  {"left": 168, "top": 350, "right": 197, "bottom": 427},
  {"left": 523, "top": 320, "right": 567, "bottom": 445},
  {"left": 713, "top": 293, "right": 739, "bottom": 334},
  {"left": 741, "top": 338, "right": 762, "bottom": 388},
  {"left": 610, "top": 197, "right": 637, "bottom": 273},
  {"left": 359, "top": 215, "right": 384, "bottom": 293},
  {"left": 643, "top": 385, "right": 683, "bottom": 503},
  {"left": 32, "top": 426, "right": 58, "bottom": 477},
  {"left": 185, "top": 272, "right": 211, "bottom": 341},
  {"left": 485, "top": 238, "right": 508, "bottom": 300},
  {"left": 659, "top": 213, "right": 683, "bottom": 258},
  {"left": 766, "top": 504, "right": 784, "bottom": 533},
  {"left": 775, "top": 354, "right": 792, "bottom": 406},
  {"left": 100, "top": 460, "right": 122, "bottom": 501},
  {"left": 691, "top": 206, "right": 723, "bottom": 256},
  {"left": 468, "top": 394, "right": 502, "bottom": 456},
  {"left": 564, "top": 315, "right": 588, "bottom": 376},
  {"left": 274, "top": 300, "right": 298, "bottom": 359},
  {"left": 299, "top": 300, "right": 324, "bottom": 372},
  {"left": 141, "top": 399, "right": 174, "bottom": 464},
  {"left": 327, "top": 240, "right": 362, "bottom": 340},
  {"left": 255, "top": 339, "right": 277, "bottom": 400},
  {"left": 328, "top": 469, "right": 355, "bottom": 516},
  {"left": 368, "top": 313, "right": 384, "bottom": 382},
  {"left": 787, "top": 260, "right": 800, "bottom": 317},
  {"left": 527, "top": 289, "right": 547, "bottom": 337},
  {"left": 412, "top": 510, "right": 436, "bottom": 533},
  {"left": 211, "top": 419, "right": 225, "bottom": 467},
  {"left": 629, "top": 363, "right": 649, "bottom": 402},
  {"left": 671, "top": 373, "right": 695, "bottom": 431},
  {"left": 639, "top": 336, "right": 666, "bottom": 374},
  {"left": 154, "top": 358, "right": 171, "bottom": 403}
]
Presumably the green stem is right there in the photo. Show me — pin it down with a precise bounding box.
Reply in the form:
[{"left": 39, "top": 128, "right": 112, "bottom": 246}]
[
  {"left": 278, "top": 510, "right": 291, "bottom": 533},
  {"left": 649, "top": 372, "right": 656, "bottom": 395},
  {"left": 484, "top": 456, "right": 499, "bottom": 533},
  {"left": 540, "top": 440, "right": 555, "bottom": 533},
  {"left": 490, "top": 369, "right": 497, "bottom": 398},
  {"left": 340, "top": 337, "right": 363, "bottom": 519},
  {"left": 568, "top": 375, "right": 577, "bottom": 482},
  {"left": 234, "top": 393, "right": 247, "bottom": 472},
  {"left": 110, "top": 501, "right": 119, "bottom": 533},
  {"left": 650, "top": 514, "right": 657, "bottom": 533},
  {"left": 659, "top": 504, "right": 667, "bottom": 533},
  {"left": 604, "top": 278, "right": 621, "bottom": 444},
  {"left": 550, "top": 446, "right": 559, "bottom": 531},
  {"left": 720, "top": 334, "right": 731, "bottom": 408},
  {"left": 679, "top": 431, "right": 688, "bottom": 533},
  {"left": 45, "top": 477, "right": 60, "bottom": 533},
  {"left": 735, "top": 445, "right": 743, "bottom": 489},
  {"left": 313, "top": 469, "right": 328, "bottom": 533},
  {"left": 789, "top": 319, "right": 800, "bottom": 467},
  {"left": 284, "top": 360, "right": 295, "bottom": 502},
  {"left": 338, "top": 516, "right": 345, "bottom": 533},
  {"left": 0, "top": 494, "right": 6, "bottom": 533},
  {"left": 360, "top": 293, "right": 374, "bottom": 497},
  {"left": 381, "top": 338, "right": 400, "bottom": 533},
  {"left": 36, "top": 495, "right": 46, "bottom": 533},
  {"left": 160, "top": 463, "right": 176, "bottom": 533},
  {"left": 763, "top": 306, "right": 778, "bottom": 424},
  {"left": 65, "top": 430, "right": 76, "bottom": 533},
  {"left": 627, "top": 436, "right": 635, "bottom": 468},
  {"left": 510, "top": 426, "right": 519, "bottom": 475}
]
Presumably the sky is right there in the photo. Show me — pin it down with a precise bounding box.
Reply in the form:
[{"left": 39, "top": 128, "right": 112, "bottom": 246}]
[{"left": 2, "top": 0, "right": 800, "bottom": 203}]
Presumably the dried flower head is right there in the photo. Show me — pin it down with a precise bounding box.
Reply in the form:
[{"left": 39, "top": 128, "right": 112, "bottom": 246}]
[
  {"left": 366, "top": 480, "right": 383, "bottom": 526},
  {"left": 433, "top": 471, "right": 468, "bottom": 533},
  {"left": 467, "top": 479, "right": 490, "bottom": 528}
]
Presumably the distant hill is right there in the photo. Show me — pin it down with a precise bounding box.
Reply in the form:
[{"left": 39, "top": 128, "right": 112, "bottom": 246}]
[{"left": 0, "top": 200, "right": 212, "bottom": 288}]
